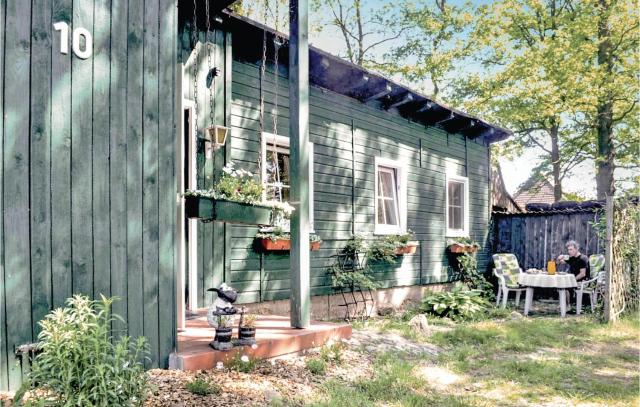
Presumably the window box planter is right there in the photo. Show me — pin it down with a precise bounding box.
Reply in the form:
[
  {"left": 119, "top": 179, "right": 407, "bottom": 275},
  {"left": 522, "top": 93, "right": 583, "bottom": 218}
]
[
  {"left": 257, "top": 237, "right": 322, "bottom": 252},
  {"left": 394, "top": 241, "right": 419, "bottom": 255},
  {"left": 185, "top": 196, "right": 272, "bottom": 225},
  {"left": 448, "top": 243, "right": 479, "bottom": 254}
]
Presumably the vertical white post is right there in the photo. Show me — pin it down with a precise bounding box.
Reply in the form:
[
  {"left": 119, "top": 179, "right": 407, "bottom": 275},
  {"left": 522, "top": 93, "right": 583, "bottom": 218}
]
[
  {"left": 176, "top": 65, "right": 185, "bottom": 331},
  {"left": 289, "top": 0, "right": 311, "bottom": 328},
  {"left": 604, "top": 196, "right": 613, "bottom": 322}
]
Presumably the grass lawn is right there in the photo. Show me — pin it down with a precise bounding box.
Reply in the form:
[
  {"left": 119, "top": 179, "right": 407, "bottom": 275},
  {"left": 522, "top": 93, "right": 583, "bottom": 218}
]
[{"left": 310, "top": 314, "right": 639, "bottom": 407}]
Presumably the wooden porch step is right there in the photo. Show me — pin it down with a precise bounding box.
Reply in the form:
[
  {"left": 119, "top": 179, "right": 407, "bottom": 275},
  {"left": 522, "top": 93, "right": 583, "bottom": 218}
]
[{"left": 169, "top": 315, "right": 352, "bottom": 371}]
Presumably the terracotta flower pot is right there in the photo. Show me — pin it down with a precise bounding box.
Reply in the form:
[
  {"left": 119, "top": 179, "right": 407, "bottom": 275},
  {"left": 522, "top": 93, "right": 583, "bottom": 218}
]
[
  {"left": 260, "top": 238, "right": 291, "bottom": 251},
  {"left": 258, "top": 238, "right": 322, "bottom": 251},
  {"left": 448, "top": 243, "right": 478, "bottom": 253},
  {"left": 394, "top": 241, "right": 419, "bottom": 255}
]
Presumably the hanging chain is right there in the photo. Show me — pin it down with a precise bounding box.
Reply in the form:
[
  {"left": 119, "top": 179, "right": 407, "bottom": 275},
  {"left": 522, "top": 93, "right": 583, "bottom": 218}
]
[
  {"left": 258, "top": 1, "right": 269, "bottom": 185},
  {"left": 206, "top": 0, "right": 214, "bottom": 128},
  {"left": 272, "top": 32, "right": 282, "bottom": 201},
  {"left": 192, "top": 0, "right": 199, "bottom": 140}
]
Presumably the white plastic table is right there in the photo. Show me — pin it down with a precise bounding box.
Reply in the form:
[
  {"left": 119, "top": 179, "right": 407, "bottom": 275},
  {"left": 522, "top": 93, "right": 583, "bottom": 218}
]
[{"left": 517, "top": 272, "right": 577, "bottom": 317}]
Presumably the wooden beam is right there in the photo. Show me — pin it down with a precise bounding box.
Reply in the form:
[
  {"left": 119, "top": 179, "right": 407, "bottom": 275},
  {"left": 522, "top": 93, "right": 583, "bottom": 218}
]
[
  {"left": 289, "top": 0, "right": 311, "bottom": 329},
  {"left": 386, "top": 93, "right": 413, "bottom": 109},
  {"left": 604, "top": 196, "right": 613, "bottom": 323},
  {"left": 365, "top": 83, "right": 392, "bottom": 102}
]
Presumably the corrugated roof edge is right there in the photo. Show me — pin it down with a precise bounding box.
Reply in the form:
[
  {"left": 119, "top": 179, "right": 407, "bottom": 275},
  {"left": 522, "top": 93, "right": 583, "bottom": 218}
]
[{"left": 222, "top": 10, "right": 513, "bottom": 144}]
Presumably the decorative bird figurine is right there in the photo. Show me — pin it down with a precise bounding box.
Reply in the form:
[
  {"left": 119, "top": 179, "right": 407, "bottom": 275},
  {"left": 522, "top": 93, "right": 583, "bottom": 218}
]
[{"left": 206, "top": 283, "right": 238, "bottom": 328}]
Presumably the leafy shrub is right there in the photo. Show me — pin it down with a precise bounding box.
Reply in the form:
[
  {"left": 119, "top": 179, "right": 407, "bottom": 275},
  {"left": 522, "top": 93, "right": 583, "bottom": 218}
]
[
  {"left": 456, "top": 253, "right": 495, "bottom": 300},
  {"left": 367, "top": 239, "right": 397, "bottom": 263},
  {"left": 329, "top": 264, "right": 380, "bottom": 290},
  {"left": 342, "top": 235, "right": 367, "bottom": 255},
  {"left": 306, "top": 358, "right": 327, "bottom": 375},
  {"left": 227, "top": 353, "right": 258, "bottom": 373},
  {"left": 186, "top": 377, "right": 221, "bottom": 396},
  {"left": 422, "top": 284, "right": 491, "bottom": 321},
  {"left": 15, "top": 295, "right": 149, "bottom": 406}
]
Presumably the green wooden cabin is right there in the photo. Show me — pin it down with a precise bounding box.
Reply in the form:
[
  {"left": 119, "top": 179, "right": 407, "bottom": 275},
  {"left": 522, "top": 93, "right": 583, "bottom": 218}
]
[{"left": 0, "top": 0, "right": 510, "bottom": 391}]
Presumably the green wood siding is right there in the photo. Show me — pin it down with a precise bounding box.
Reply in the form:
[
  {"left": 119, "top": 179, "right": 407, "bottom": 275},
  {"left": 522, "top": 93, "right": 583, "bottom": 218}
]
[
  {"left": 0, "top": 0, "right": 178, "bottom": 391},
  {"left": 185, "top": 31, "right": 491, "bottom": 307}
]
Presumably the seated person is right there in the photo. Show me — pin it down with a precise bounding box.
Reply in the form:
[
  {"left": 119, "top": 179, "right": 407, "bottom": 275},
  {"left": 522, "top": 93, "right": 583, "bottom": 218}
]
[{"left": 556, "top": 240, "right": 590, "bottom": 282}]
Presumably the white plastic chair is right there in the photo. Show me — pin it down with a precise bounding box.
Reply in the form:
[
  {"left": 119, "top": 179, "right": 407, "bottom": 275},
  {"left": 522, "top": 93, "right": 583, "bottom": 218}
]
[
  {"left": 492, "top": 253, "right": 527, "bottom": 309},
  {"left": 576, "top": 254, "right": 605, "bottom": 315}
]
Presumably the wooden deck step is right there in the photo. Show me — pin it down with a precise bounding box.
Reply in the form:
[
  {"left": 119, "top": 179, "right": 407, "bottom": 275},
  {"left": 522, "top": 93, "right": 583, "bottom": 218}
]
[{"left": 169, "top": 315, "right": 352, "bottom": 371}]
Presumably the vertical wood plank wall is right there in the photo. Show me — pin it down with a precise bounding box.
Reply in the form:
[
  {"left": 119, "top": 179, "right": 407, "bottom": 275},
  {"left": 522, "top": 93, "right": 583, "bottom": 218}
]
[
  {"left": 494, "top": 211, "right": 604, "bottom": 269},
  {"left": 181, "top": 24, "right": 492, "bottom": 308},
  {"left": 0, "top": 0, "right": 178, "bottom": 391}
]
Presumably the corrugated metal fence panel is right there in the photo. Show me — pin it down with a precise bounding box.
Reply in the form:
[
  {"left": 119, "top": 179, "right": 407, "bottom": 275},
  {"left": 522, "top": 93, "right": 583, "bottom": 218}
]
[
  {"left": 493, "top": 211, "right": 604, "bottom": 270},
  {"left": 0, "top": 0, "right": 178, "bottom": 391}
]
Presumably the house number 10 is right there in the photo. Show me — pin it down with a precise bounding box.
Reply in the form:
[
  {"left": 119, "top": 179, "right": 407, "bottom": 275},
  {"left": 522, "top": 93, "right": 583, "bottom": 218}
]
[{"left": 53, "top": 22, "right": 93, "bottom": 59}]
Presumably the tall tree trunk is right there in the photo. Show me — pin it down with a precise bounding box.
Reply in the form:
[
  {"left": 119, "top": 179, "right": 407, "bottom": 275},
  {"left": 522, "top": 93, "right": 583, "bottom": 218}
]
[
  {"left": 596, "top": 0, "right": 616, "bottom": 199},
  {"left": 550, "top": 125, "right": 563, "bottom": 202}
]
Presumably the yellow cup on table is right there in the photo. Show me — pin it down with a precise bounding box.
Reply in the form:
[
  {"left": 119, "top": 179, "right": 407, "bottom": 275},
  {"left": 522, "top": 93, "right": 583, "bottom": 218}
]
[{"left": 547, "top": 260, "right": 556, "bottom": 275}]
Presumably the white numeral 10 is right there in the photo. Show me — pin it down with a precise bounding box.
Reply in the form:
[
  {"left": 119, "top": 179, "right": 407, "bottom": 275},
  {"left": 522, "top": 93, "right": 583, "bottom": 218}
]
[{"left": 53, "top": 21, "right": 93, "bottom": 59}]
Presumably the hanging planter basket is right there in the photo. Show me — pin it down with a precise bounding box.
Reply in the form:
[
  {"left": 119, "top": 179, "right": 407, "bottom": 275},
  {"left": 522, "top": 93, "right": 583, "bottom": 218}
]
[
  {"left": 257, "top": 238, "right": 322, "bottom": 252},
  {"left": 394, "top": 241, "right": 419, "bottom": 255},
  {"left": 185, "top": 196, "right": 272, "bottom": 225},
  {"left": 447, "top": 243, "right": 479, "bottom": 254}
]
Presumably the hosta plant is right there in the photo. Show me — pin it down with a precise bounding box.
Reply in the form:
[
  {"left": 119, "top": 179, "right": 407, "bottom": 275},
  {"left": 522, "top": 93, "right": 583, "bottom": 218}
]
[
  {"left": 15, "top": 295, "right": 149, "bottom": 406},
  {"left": 421, "top": 283, "right": 490, "bottom": 321}
]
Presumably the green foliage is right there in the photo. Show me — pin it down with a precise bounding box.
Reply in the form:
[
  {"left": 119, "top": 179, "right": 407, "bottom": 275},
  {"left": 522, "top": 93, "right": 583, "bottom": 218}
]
[
  {"left": 305, "top": 358, "right": 327, "bottom": 375},
  {"left": 456, "top": 253, "right": 494, "bottom": 300},
  {"left": 255, "top": 227, "right": 322, "bottom": 243},
  {"left": 227, "top": 353, "right": 258, "bottom": 373},
  {"left": 185, "top": 377, "right": 221, "bottom": 396},
  {"left": 341, "top": 235, "right": 367, "bottom": 255},
  {"left": 184, "top": 162, "right": 263, "bottom": 204},
  {"left": 15, "top": 295, "right": 149, "bottom": 406},
  {"left": 366, "top": 239, "right": 397, "bottom": 263},
  {"left": 329, "top": 264, "right": 380, "bottom": 291},
  {"left": 319, "top": 342, "right": 344, "bottom": 365},
  {"left": 421, "top": 283, "right": 490, "bottom": 321}
]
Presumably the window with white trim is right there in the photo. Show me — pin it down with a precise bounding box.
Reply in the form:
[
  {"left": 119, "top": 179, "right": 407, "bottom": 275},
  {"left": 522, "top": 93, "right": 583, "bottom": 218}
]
[
  {"left": 445, "top": 174, "right": 469, "bottom": 237},
  {"left": 374, "top": 157, "right": 407, "bottom": 235},
  {"left": 261, "top": 133, "right": 314, "bottom": 230}
]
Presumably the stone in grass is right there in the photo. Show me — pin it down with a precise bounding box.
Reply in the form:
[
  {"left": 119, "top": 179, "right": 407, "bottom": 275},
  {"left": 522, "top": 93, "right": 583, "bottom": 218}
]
[
  {"left": 408, "top": 314, "right": 430, "bottom": 333},
  {"left": 509, "top": 311, "right": 524, "bottom": 319},
  {"left": 377, "top": 305, "right": 397, "bottom": 317}
]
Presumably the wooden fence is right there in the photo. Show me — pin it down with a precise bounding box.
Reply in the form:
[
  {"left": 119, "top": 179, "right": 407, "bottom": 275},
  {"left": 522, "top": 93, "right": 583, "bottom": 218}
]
[{"left": 492, "top": 209, "right": 605, "bottom": 270}]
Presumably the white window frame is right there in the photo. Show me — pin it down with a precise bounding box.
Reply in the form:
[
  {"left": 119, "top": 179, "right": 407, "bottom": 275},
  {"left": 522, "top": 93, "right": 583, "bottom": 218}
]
[
  {"left": 374, "top": 157, "right": 407, "bottom": 235},
  {"left": 261, "top": 132, "right": 314, "bottom": 231},
  {"left": 445, "top": 173, "right": 469, "bottom": 237}
]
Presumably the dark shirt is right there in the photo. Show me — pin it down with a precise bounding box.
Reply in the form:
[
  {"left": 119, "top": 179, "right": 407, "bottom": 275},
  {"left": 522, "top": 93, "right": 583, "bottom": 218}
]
[{"left": 566, "top": 254, "right": 590, "bottom": 281}]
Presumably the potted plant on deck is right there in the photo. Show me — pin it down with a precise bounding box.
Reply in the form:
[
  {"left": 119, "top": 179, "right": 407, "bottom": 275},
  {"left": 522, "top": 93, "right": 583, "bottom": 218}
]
[
  {"left": 447, "top": 237, "right": 479, "bottom": 254},
  {"left": 237, "top": 314, "right": 257, "bottom": 346},
  {"left": 254, "top": 227, "right": 323, "bottom": 252},
  {"left": 184, "top": 162, "right": 273, "bottom": 225},
  {"left": 211, "top": 315, "right": 234, "bottom": 351}
]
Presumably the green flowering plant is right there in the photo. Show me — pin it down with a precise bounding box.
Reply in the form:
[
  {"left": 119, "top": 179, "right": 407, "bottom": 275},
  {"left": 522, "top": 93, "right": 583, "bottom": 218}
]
[{"left": 255, "top": 226, "right": 322, "bottom": 243}]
